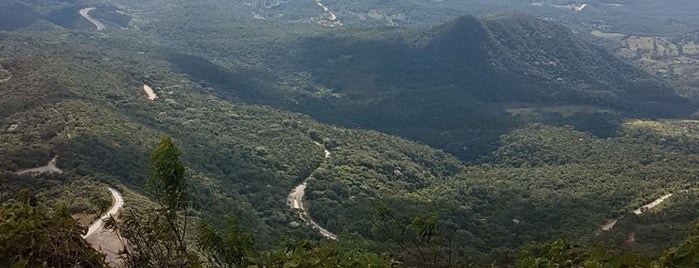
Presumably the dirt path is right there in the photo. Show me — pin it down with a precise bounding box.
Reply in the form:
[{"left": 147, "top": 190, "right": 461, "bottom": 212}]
[
  {"left": 15, "top": 156, "right": 63, "bottom": 175},
  {"left": 83, "top": 187, "right": 125, "bottom": 266},
  {"left": 287, "top": 142, "right": 338, "bottom": 240},
  {"left": 601, "top": 193, "right": 673, "bottom": 231},
  {"left": 633, "top": 194, "right": 673, "bottom": 215},
  {"left": 314, "top": 0, "right": 341, "bottom": 27},
  {"left": 601, "top": 219, "right": 618, "bottom": 231},
  {"left": 79, "top": 7, "right": 106, "bottom": 31}
]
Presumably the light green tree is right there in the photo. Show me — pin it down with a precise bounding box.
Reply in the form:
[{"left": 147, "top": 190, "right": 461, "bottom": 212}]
[{"left": 107, "top": 137, "right": 200, "bottom": 267}]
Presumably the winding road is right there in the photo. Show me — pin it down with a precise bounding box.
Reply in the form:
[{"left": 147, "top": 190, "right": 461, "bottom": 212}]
[
  {"left": 315, "top": 0, "right": 337, "bottom": 21},
  {"left": 13, "top": 157, "right": 125, "bottom": 264},
  {"left": 83, "top": 187, "right": 125, "bottom": 266},
  {"left": 314, "top": 0, "right": 341, "bottom": 27},
  {"left": 82, "top": 187, "right": 124, "bottom": 238},
  {"left": 287, "top": 142, "right": 338, "bottom": 240},
  {"left": 79, "top": 7, "right": 106, "bottom": 31}
]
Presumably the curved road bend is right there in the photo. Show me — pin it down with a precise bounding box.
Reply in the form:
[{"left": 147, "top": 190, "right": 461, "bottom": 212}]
[
  {"left": 79, "top": 7, "right": 106, "bottom": 31},
  {"left": 83, "top": 187, "right": 125, "bottom": 266},
  {"left": 287, "top": 142, "right": 338, "bottom": 240},
  {"left": 315, "top": 0, "right": 338, "bottom": 21},
  {"left": 82, "top": 187, "right": 124, "bottom": 238}
]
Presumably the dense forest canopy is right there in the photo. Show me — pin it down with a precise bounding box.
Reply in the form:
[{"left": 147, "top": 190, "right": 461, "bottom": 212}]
[{"left": 2, "top": 0, "right": 699, "bottom": 267}]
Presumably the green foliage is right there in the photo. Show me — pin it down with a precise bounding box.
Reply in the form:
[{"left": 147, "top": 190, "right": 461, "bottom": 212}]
[
  {"left": 655, "top": 222, "right": 699, "bottom": 267},
  {"left": 515, "top": 239, "right": 653, "bottom": 268},
  {"left": 149, "top": 136, "right": 189, "bottom": 223},
  {"left": 197, "top": 217, "right": 255, "bottom": 267},
  {"left": 0, "top": 189, "right": 106, "bottom": 267},
  {"left": 106, "top": 137, "right": 201, "bottom": 267},
  {"left": 516, "top": 240, "right": 586, "bottom": 267},
  {"left": 515, "top": 229, "right": 699, "bottom": 268},
  {"left": 3, "top": 6, "right": 699, "bottom": 266},
  {"left": 0, "top": 172, "right": 110, "bottom": 216},
  {"left": 371, "top": 205, "right": 459, "bottom": 267},
  {"left": 256, "top": 240, "right": 394, "bottom": 268}
]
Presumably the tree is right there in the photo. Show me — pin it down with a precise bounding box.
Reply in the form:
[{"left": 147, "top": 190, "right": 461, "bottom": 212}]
[
  {"left": 370, "top": 203, "right": 459, "bottom": 267},
  {"left": 655, "top": 222, "right": 699, "bottom": 267},
  {"left": 148, "top": 136, "right": 191, "bottom": 255},
  {"left": 256, "top": 239, "right": 394, "bottom": 268},
  {"left": 197, "top": 217, "right": 255, "bottom": 267},
  {"left": 0, "top": 189, "right": 106, "bottom": 267},
  {"left": 106, "top": 137, "right": 200, "bottom": 267}
]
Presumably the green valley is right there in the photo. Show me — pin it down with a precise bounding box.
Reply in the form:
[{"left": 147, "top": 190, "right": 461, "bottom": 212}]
[{"left": 2, "top": 0, "right": 699, "bottom": 267}]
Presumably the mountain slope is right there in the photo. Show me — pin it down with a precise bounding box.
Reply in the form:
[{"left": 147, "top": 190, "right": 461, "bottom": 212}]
[
  {"left": 126, "top": 12, "right": 694, "bottom": 162},
  {"left": 259, "top": 15, "right": 693, "bottom": 161},
  {"left": 4, "top": 8, "right": 699, "bottom": 265}
]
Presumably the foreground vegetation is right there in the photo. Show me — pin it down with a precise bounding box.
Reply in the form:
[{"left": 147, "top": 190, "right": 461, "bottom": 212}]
[
  {"left": 2, "top": 1, "right": 699, "bottom": 266},
  {"left": 4, "top": 137, "right": 699, "bottom": 267}
]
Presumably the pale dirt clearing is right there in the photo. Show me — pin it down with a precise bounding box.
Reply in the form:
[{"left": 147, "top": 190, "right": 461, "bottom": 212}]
[
  {"left": 601, "top": 219, "right": 618, "bottom": 231},
  {"left": 142, "top": 84, "right": 158, "bottom": 100}
]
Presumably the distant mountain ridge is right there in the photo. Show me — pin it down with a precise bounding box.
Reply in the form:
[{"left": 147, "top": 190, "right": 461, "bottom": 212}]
[
  {"left": 223, "top": 14, "right": 691, "bottom": 161},
  {"left": 132, "top": 12, "right": 695, "bottom": 161}
]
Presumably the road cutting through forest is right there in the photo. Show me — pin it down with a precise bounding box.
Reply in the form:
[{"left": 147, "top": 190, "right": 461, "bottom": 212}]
[
  {"left": 15, "top": 156, "right": 63, "bottom": 175},
  {"left": 601, "top": 193, "right": 673, "bottom": 231},
  {"left": 82, "top": 188, "right": 124, "bottom": 238},
  {"left": 13, "top": 157, "right": 125, "bottom": 265},
  {"left": 79, "top": 7, "right": 106, "bottom": 31},
  {"left": 83, "top": 187, "right": 125, "bottom": 266},
  {"left": 287, "top": 142, "right": 338, "bottom": 240},
  {"left": 314, "top": 0, "right": 341, "bottom": 26}
]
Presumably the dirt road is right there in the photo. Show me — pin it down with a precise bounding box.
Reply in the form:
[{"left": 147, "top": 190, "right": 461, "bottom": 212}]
[
  {"left": 287, "top": 142, "right": 338, "bottom": 240},
  {"left": 601, "top": 193, "right": 673, "bottom": 231},
  {"left": 15, "top": 156, "right": 63, "bottom": 175},
  {"left": 633, "top": 194, "right": 673, "bottom": 215},
  {"left": 83, "top": 187, "right": 125, "bottom": 266},
  {"left": 79, "top": 8, "right": 106, "bottom": 31},
  {"left": 83, "top": 188, "right": 124, "bottom": 238}
]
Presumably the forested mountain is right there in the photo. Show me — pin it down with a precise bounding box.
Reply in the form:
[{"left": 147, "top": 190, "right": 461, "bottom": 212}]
[
  {"left": 134, "top": 12, "right": 694, "bottom": 161},
  {"left": 2, "top": 0, "right": 699, "bottom": 267}
]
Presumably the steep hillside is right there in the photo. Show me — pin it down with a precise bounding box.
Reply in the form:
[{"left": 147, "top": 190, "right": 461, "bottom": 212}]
[
  {"left": 0, "top": 27, "right": 480, "bottom": 249},
  {"left": 117, "top": 13, "right": 694, "bottom": 162},
  {"left": 4, "top": 2, "right": 699, "bottom": 266},
  {"left": 276, "top": 15, "right": 692, "bottom": 161}
]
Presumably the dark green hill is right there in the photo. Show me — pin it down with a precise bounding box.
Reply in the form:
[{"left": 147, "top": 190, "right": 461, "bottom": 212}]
[
  {"left": 201, "top": 14, "right": 691, "bottom": 161},
  {"left": 0, "top": 1, "right": 40, "bottom": 30},
  {"left": 149, "top": 14, "right": 694, "bottom": 162},
  {"left": 4, "top": 14, "right": 699, "bottom": 265}
]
